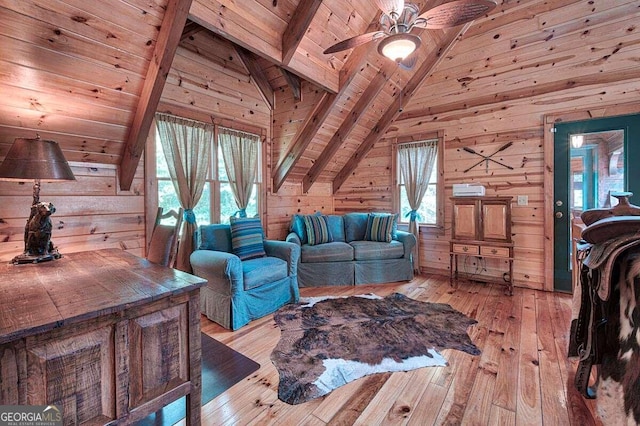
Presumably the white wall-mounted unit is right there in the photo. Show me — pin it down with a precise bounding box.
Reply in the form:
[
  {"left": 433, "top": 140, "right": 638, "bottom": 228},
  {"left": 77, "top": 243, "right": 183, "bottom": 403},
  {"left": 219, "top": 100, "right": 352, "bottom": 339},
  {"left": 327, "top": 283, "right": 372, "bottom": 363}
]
[{"left": 453, "top": 184, "right": 486, "bottom": 197}]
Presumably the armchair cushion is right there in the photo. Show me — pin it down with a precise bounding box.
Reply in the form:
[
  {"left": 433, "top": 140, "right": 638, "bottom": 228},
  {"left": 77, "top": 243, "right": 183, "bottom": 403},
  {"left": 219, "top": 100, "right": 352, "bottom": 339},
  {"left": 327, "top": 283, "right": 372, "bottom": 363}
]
[
  {"left": 230, "top": 217, "right": 266, "bottom": 260},
  {"left": 242, "top": 256, "right": 288, "bottom": 290}
]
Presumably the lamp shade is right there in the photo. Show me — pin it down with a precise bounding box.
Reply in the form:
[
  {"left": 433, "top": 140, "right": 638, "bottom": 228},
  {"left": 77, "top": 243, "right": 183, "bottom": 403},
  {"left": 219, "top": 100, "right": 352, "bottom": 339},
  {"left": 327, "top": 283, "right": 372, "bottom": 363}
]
[
  {"left": 378, "top": 33, "right": 421, "bottom": 62},
  {"left": 0, "top": 138, "right": 75, "bottom": 182}
]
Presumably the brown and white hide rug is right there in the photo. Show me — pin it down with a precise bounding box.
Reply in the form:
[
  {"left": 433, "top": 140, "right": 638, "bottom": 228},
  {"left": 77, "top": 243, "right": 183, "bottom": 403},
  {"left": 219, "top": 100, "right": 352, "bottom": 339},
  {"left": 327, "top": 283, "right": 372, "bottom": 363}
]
[
  {"left": 270, "top": 293, "right": 480, "bottom": 405},
  {"left": 597, "top": 250, "right": 640, "bottom": 425}
]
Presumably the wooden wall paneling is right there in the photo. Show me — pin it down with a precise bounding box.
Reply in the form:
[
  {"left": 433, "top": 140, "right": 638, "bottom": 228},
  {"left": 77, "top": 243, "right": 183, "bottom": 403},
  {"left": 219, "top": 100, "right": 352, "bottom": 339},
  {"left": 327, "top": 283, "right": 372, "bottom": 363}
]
[
  {"left": 0, "top": 60, "right": 139, "bottom": 113},
  {"left": 0, "top": 7, "right": 149, "bottom": 76},
  {"left": 0, "top": 85, "right": 133, "bottom": 129},
  {"left": 6, "top": 0, "right": 157, "bottom": 59},
  {"left": 0, "top": 163, "right": 145, "bottom": 262},
  {"left": 0, "top": 36, "right": 144, "bottom": 96},
  {"left": 265, "top": 182, "right": 333, "bottom": 240}
]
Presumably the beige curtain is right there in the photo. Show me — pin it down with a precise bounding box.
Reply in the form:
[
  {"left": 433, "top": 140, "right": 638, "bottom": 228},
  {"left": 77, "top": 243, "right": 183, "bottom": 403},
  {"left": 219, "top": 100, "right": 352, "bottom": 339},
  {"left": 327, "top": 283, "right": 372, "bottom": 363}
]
[
  {"left": 155, "top": 113, "right": 213, "bottom": 272},
  {"left": 218, "top": 127, "right": 260, "bottom": 218},
  {"left": 398, "top": 140, "right": 438, "bottom": 273}
]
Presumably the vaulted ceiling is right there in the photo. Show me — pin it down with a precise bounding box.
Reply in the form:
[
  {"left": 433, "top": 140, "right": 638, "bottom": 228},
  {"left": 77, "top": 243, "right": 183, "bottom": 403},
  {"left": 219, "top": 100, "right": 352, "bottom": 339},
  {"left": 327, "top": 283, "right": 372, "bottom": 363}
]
[{"left": 1, "top": 0, "right": 639, "bottom": 194}]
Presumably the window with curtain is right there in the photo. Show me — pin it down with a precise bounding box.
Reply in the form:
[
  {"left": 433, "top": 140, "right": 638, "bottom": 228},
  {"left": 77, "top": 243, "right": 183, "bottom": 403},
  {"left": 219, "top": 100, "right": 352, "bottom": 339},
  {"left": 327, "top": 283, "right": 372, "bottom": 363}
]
[
  {"left": 154, "top": 122, "right": 262, "bottom": 225},
  {"left": 395, "top": 136, "right": 444, "bottom": 228}
]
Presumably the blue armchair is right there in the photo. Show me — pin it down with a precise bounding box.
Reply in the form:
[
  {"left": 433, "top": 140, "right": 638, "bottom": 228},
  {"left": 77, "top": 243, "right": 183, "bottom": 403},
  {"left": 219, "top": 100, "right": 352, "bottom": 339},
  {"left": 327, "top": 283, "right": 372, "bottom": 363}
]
[{"left": 190, "top": 224, "right": 300, "bottom": 330}]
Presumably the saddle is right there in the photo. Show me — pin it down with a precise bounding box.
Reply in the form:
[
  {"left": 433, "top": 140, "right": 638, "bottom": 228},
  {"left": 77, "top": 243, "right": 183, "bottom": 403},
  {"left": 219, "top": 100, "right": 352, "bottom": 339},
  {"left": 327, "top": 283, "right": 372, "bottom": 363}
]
[{"left": 569, "top": 192, "right": 640, "bottom": 399}]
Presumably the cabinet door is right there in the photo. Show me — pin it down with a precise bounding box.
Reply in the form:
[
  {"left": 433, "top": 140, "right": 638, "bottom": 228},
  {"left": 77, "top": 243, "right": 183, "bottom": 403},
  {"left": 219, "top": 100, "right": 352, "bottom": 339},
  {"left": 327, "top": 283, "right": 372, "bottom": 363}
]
[
  {"left": 0, "top": 344, "right": 19, "bottom": 404},
  {"left": 482, "top": 201, "right": 510, "bottom": 241},
  {"left": 128, "top": 303, "right": 189, "bottom": 409},
  {"left": 24, "top": 327, "right": 116, "bottom": 425},
  {"left": 453, "top": 201, "right": 478, "bottom": 240}
]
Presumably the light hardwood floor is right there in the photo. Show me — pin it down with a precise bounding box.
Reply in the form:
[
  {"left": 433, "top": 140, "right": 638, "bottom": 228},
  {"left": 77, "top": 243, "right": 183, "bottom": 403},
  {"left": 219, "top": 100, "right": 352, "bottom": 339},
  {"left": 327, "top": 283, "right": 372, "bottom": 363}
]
[{"left": 196, "top": 275, "right": 602, "bottom": 425}]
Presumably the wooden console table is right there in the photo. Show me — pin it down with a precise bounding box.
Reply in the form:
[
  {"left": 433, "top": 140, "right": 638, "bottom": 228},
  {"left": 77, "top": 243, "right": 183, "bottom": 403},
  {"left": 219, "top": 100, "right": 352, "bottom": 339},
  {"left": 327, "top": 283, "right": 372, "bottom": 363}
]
[{"left": 0, "top": 248, "right": 207, "bottom": 425}]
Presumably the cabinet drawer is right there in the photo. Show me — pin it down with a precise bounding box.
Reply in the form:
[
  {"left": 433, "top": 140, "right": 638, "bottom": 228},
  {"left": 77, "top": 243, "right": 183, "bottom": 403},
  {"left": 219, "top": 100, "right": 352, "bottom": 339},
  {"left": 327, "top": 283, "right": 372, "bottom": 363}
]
[
  {"left": 452, "top": 244, "right": 479, "bottom": 255},
  {"left": 480, "top": 246, "right": 510, "bottom": 257}
]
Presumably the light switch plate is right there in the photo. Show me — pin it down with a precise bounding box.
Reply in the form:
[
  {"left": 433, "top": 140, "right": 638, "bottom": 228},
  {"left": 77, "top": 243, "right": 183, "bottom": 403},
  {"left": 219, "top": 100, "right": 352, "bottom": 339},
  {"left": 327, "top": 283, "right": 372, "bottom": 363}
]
[{"left": 517, "top": 195, "right": 528, "bottom": 206}]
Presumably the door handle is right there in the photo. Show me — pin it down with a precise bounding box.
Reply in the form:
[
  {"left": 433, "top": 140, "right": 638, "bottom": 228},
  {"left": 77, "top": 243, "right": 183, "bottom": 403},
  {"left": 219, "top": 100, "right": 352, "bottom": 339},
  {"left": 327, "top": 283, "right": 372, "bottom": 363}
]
[{"left": 555, "top": 211, "right": 563, "bottom": 219}]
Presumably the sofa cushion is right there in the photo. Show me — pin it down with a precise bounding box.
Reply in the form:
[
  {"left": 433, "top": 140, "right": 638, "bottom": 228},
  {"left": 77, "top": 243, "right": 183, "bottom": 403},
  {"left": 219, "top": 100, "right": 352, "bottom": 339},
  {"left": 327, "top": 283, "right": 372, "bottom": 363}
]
[
  {"left": 350, "top": 240, "right": 405, "bottom": 261},
  {"left": 326, "top": 215, "right": 346, "bottom": 242},
  {"left": 304, "top": 214, "right": 332, "bottom": 245},
  {"left": 230, "top": 217, "right": 266, "bottom": 260},
  {"left": 301, "top": 242, "right": 353, "bottom": 263},
  {"left": 242, "top": 256, "right": 288, "bottom": 290},
  {"left": 364, "top": 213, "right": 397, "bottom": 243},
  {"left": 344, "top": 212, "right": 369, "bottom": 242}
]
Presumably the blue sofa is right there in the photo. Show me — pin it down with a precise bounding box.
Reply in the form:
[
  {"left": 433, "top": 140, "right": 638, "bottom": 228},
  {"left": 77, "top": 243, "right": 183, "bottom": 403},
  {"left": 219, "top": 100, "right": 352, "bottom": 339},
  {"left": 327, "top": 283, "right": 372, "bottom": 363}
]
[
  {"left": 286, "top": 212, "right": 416, "bottom": 287},
  {"left": 190, "top": 224, "right": 300, "bottom": 330}
]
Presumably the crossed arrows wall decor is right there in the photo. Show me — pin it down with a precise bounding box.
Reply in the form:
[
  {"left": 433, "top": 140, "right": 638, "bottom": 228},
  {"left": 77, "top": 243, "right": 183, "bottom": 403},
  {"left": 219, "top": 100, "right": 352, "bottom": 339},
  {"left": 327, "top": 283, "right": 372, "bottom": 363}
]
[{"left": 462, "top": 142, "right": 514, "bottom": 173}]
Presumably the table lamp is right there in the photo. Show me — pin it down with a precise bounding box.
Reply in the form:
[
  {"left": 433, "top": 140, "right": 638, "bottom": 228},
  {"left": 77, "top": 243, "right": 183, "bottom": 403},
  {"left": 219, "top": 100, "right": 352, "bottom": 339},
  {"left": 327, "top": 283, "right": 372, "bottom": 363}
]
[{"left": 0, "top": 136, "right": 75, "bottom": 264}]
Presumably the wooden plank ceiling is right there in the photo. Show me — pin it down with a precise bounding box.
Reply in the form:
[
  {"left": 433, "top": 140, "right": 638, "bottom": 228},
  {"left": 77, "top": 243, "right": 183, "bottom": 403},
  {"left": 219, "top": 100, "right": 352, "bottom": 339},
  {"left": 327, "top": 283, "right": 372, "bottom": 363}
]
[{"left": 1, "top": 0, "right": 639, "bottom": 193}]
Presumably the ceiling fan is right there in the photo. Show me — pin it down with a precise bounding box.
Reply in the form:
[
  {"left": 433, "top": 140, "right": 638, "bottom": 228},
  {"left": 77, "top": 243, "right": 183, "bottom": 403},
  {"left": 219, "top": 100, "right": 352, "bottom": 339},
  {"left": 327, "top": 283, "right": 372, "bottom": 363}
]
[{"left": 323, "top": 0, "right": 497, "bottom": 68}]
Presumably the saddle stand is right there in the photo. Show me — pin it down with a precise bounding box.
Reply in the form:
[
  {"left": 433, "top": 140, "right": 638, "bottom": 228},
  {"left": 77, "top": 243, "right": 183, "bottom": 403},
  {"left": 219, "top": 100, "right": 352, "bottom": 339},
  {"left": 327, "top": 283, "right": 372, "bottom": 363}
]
[{"left": 569, "top": 192, "right": 640, "bottom": 398}]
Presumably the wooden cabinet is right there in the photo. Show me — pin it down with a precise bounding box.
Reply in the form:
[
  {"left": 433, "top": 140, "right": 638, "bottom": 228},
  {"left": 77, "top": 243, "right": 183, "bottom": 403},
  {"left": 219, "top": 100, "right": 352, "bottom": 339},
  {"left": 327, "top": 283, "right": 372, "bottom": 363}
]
[
  {"left": 0, "top": 249, "right": 206, "bottom": 425},
  {"left": 450, "top": 196, "right": 514, "bottom": 294}
]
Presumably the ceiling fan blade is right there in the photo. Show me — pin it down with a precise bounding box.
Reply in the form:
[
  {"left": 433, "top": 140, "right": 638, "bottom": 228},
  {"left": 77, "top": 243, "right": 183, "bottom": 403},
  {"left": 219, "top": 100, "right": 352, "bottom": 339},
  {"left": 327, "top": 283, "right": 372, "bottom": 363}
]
[
  {"left": 414, "top": 0, "right": 497, "bottom": 29},
  {"left": 374, "top": 0, "right": 405, "bottom": 16},
  {"left": 323, "top": 31, "right": 386, "bottom": 54}
]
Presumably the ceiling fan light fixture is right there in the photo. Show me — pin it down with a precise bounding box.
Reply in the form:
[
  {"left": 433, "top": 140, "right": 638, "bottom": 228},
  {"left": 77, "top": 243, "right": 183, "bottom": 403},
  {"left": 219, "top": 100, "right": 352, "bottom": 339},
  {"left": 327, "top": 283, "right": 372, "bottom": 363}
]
[{"left": 378, "top": 33, "right": 421, "bottom": 62}]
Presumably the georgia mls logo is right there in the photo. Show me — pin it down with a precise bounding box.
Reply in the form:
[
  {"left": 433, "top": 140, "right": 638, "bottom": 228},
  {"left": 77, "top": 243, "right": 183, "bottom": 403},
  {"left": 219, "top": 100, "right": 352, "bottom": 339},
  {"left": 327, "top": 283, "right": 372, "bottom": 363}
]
[{"left": 0, "top": 405, "right": 63, "bottom": 426}]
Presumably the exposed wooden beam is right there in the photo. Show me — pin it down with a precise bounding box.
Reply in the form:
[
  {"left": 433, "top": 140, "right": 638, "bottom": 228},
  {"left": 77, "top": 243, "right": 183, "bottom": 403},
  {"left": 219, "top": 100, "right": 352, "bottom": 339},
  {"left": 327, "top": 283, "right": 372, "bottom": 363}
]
[
  {"left": 332, "top": 24, "right": 473, "bottom": 194},
  {"left": 270, "top": 41, "right": 378, "bottom": 193},
  {"left": 181, "top": 19, "right": 202, "bottom": 41},
  {"left": 119, "top": 0, "right": 192, "bottom": 190},
  {"left": 190, "top": 1, "right": 338, "bottom": 93},
  {"left": 302, "top": 61, "right": 398, "bottom": 193},
  {"left": 282, "top": 0, "right": 323, "bottom": 65},
  {"left": 235, "top": 47, "right": 275, "bottom": 110},
  {"left": 272, "top": 91, "right": 336, "bottom": 193},
  {"left": 280, "top": 68, "right": 302, "bottom": 102}
]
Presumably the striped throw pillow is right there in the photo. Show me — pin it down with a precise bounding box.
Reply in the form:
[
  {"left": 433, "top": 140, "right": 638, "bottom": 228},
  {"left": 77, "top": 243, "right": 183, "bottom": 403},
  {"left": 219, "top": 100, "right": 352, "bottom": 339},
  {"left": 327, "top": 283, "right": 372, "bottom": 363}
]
[
  {"left": 303, "top": 215, "right": 332, "bottom": 246},
  {"left": 229, "top": 217, "right": 266, "bottom": 260},
  {"left": 364, "top": 213, "right": 397, "bottom": 243}
]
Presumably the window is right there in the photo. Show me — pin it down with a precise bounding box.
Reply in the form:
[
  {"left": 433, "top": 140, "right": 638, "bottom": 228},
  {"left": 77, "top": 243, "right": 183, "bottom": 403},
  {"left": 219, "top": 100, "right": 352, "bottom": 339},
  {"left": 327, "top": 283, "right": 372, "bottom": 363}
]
[
  {"left": 394, "top": 133, "right": 444, "bottom": 229},
  {"left": 152, "top": 121, "right": 263, "bottom": 226}
]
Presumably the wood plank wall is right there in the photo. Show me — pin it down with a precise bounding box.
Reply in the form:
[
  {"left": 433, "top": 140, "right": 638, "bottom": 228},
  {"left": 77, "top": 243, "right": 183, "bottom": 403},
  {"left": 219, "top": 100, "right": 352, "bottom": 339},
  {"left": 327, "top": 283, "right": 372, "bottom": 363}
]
[
  {"left": 0, "top": 15, "right": 273, "bottom": 262},
  {"left": 268, "top": 81, "right": 335, "bottom": 239},
  {"left": 334, "top": 0, "right": 640, "bottom": 291},
  {"left": 0, "top": 0, "right": 162, "bottom": 262},
  {"left": 0, "top": 163, "right": 145, "bottom": 261}
]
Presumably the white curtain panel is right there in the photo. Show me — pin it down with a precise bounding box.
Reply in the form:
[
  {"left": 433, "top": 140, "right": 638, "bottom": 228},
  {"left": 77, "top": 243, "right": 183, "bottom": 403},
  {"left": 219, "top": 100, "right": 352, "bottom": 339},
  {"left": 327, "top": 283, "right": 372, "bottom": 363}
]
[
  {"left": 155, "top": 113, "right": 213, "bottom": 272},
  {"left": 398, "top": 140, "right": 437, "bottom": 272},
  {"left": 218, "top": 127, "right": 260, "bottom": 217}
]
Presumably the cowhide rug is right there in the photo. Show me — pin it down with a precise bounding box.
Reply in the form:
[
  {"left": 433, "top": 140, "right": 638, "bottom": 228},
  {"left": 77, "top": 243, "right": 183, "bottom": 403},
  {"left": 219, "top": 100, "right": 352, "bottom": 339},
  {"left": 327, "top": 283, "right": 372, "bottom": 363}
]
[{"left": 270, "top": 292, "right": 480, "bottom": 405}]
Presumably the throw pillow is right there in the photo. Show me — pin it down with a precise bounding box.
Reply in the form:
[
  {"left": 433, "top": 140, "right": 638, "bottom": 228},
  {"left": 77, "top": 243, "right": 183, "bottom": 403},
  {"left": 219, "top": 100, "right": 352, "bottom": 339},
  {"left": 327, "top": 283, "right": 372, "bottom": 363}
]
[
  {"left": 229, "top": 217, "right": 266, "bottom": 260},
  {"left": 364, "top": 213, "right": 397, "bottom": 243},
  {"left": 303, "top": 215, "right": 332, "bottom": 246}
]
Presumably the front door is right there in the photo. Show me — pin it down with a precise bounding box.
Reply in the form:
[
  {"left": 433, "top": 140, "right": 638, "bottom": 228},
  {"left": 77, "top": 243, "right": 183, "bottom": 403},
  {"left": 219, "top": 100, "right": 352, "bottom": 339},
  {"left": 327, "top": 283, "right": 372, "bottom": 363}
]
[{"left": 553, "top": 113, "right": 640, "bottom": 292}]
